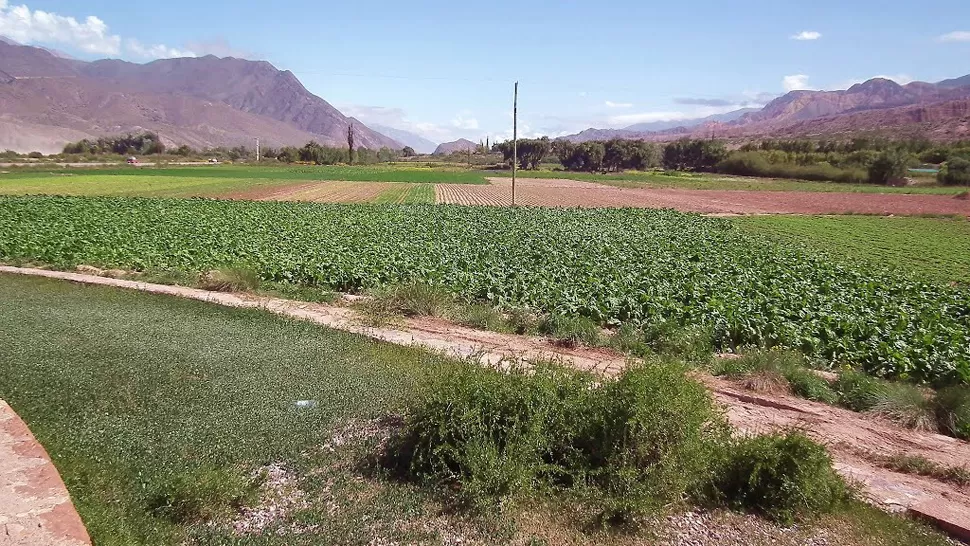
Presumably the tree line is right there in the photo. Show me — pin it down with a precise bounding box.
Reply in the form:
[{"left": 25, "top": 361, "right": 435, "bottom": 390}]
[{"left": 489, "top": 136, "right": 970, "bottom": 186}]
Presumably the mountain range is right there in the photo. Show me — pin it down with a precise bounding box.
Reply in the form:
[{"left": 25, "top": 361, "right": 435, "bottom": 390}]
[
  {"left": 562, "top": 77, "right": 970, "bottom": 143},
  {"left": 0, "top": 40, "right": 402, "bottom": 154},
  {"left": 3, "top": 35, "right": 970, "bottom": 154}
]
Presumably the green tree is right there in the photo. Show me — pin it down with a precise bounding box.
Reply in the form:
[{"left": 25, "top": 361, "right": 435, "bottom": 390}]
[
  {"left": 347, "top": 124, "right": 355, "bottom": 165},
  {"left": 867, "top": 150, "right": 910, "bottom": 185},
  {"left": 938, "top": 157, "right": 970, "bottom": 186},
  {"left": 663, "top": 139, "right": 727, "bottom": 171},
  {"left": 402, "top": 146, "right": 416, "bottom": 157}
]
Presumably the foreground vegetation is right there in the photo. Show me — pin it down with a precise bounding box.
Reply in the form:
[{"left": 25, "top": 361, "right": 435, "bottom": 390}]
[
  {"left": 736, "top": 215, "right": 970, "bottom": 285},
  {"left": 1, "top": 196, "right": 968, "bottom": 385},
  {"left": 0, "top": 274, "right": 956, "bottom": 545}
]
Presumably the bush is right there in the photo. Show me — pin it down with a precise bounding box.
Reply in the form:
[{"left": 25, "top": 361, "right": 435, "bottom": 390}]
[
  {"left": 935, "top": 386, "right": 970, "bottom": 440},
  {"left": 785, "top": 367, "right": 838, "bottom": 404},
  {"left": 714, "top": 432, "right": 847, "bottom": 525},
  {"left": 867, "top": 150, "right": 910, "bottom": 185},
  {"left": 383, "top": 362, "right": 597, "bottom": 507},
  {"left": 583, "top": 363, "right": 730, "bottom": 518},
  {"left": 712, "top": 348, "right": 836, "bottom": 403},
  {"left": 642, "top": 323, "right": 714, "bottom": 364},
  {"left": 384, "top": 361, "right": 729, "bottom": 518},
  {"left": 938, "top": 157, "right": 970, "bottom": 186},
  {"left": 362, "top": 283, "right": 454, "bottom": 319},
  {"left": 715, "top": 151, "right": 868, "bottom": 184}
]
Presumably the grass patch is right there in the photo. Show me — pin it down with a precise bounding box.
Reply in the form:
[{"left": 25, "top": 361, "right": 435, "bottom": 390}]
[
  {"left": 868, "top": 384, "right": 937, "bottom": 432},
  {"left": 538, "top": 314, "right": 601, "bottom": 347},
  {"left": 0, "top": 273, "right": 457, "bottom": 544},
  {"left": 356, "top": 283, "right": 454, "bottom": 324},
  {"left": 712, "top": 349, "right": 837, "bottom": 403},
  {"left": 875, "top": 454, "right": 970, "bottom": 487}
]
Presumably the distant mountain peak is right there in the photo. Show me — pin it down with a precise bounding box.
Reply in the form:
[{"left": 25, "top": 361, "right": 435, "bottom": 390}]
[{"left": 434, "top": 138, "right": 478, "bottom": 155}]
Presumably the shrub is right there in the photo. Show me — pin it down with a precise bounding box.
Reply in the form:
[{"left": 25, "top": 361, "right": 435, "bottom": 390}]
[
  {"left": 506, "top": 307, "right": 540, "bottom": 336},
  {"left": 384, "top": 361, "right": 729, "bottom": 518},
  {"left": 935, "top": 386, "right": 970, "bottom": 440},
  {"left": 580, "top": 363, "right": 729, "bottom": 518},
  {"left": 714, "top": 432, "right": 848, "bottom": 525},
  {"left": 452, "top": 303, "right": 509, "bottom": 332},
  {"left": 938, "top": 157, "right": 970, "bottom": 186},
  {"left": 538, "top": 314, "right": 601, "bottom": 347},
  {"left": 148, "top": 466, "right": 254, "bottom": 524},
  {"left": 383, "top": 362, "right": 596, "bottom": 507},
  {"left": 867, "top": 150, "right": 910, "bottom": 185}
]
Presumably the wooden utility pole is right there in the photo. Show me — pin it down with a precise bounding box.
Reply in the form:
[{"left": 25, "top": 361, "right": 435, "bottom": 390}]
[{"left": 512, "top": 81, "right": 518, "bottom": 206}]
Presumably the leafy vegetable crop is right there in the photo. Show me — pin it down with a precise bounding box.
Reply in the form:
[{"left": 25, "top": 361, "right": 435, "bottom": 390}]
[{"left": 1, "top": 195, "right": 968, "bottom": 384}]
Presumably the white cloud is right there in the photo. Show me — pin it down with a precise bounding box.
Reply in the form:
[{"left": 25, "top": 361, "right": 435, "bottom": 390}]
[
  {"left": 783, "top": 74, "right": 815, "bottom": 92},
  {"left": 605, "top": 100, "right": 633, "bottom": 108},
  {"left": 939, "top": 31, "right": 970, "bottom": 42},
  {"left": 0, "top": 1, "right": 120, "bottom": 55},
  {"left": 578, "top": 91, "right": 587, "bottom": 97},
  {"left": 791, "top": 31, "right": 821, "bottom": 41},
  {"left": 126, "top": 38, "right": 194, "bottom": 60},
  {"left": 451, "top": 115, "right": 479, "bottom": 130}
]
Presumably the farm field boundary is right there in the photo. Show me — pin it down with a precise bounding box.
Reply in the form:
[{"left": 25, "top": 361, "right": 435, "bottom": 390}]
[
  {"left": 3, "top": 264, "right": 970, "bottom": 540},
  {"left": 435, "top": 177, "right": 970, "bottom": 215}
]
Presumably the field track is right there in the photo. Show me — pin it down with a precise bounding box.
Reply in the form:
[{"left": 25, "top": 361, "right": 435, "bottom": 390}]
[
  {"left": 3, "top": 264, "right": 970, "bottom": 539},
  {"left": 437, "top": 178, "right": 970, "bottom": 216}
]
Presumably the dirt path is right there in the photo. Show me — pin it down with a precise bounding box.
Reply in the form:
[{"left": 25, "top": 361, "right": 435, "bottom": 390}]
[
  {"left": 0, "top": 400, "right": 91, "bottom": 546},
  {"left": 434, "top": 178, "right": 970, "bottom": 216},
  {"left": 2, "top": 265, "right": 969, "bottom": 540}
]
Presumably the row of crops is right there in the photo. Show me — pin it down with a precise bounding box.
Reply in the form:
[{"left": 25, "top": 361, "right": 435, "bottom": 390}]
[{"left": 1, "top": 195, "right": 968, "bottom": 385}]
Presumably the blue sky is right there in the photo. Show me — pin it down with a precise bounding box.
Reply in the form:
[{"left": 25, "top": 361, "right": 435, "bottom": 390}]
[{"left": 2, "top": 0, "right": 969, "bottom": 143}]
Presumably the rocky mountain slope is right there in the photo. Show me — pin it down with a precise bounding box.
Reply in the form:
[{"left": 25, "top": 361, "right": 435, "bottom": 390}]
[
  {"left": 561, "top": 76, "right": 970, "bottom": 143},
  {"left": 433, "top": 138, "right": 478, "bottom": 155},
  {"left": 0, "top": 41, "right": 401, "bottom": 153}
]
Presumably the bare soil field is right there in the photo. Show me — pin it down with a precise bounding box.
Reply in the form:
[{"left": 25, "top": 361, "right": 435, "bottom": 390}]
[
  {"left": 225, "top": 181, "right": 414, "bottom": 203},
  {"left": 437, "top": 178, "right": 970, "bottom": 216},
  {"left": 3, "top": 264, "right": 969, "bottom": 541}
]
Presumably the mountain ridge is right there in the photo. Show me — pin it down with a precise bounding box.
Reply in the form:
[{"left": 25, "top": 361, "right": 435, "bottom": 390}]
[{"left": 0, "top": 41, "right": 402, "bottom": 153}]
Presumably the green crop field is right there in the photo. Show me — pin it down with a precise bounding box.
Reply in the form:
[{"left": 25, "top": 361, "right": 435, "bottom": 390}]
[
  {"left": 736, "top": 215, "right": 970, "bottom": 285},
  {"left": 0, "top": 165, "right": 486, "bottom": 198},
  {"left": 1, "top": 195, "right": 968, "bottom": 385},
  {"left": 511, "top": 169, "right": 966, "bottom": 194}
]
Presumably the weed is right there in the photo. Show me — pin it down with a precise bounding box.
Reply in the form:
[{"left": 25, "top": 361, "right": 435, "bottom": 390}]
[
  {"left": 198, "top": 266, "right": 261, "bottom": 292},
  {"left": 148, "top": 466, "right": 255, "bottom": 524},
  {"left": 714, "top": 432, "right": 848, "bottom": 525},
  {"left": 712, "top": 349, "right": 837, "bottom": 402},
  {"left": 506, "top": 308, "right": 540, "bottom": 336},
  {"left": 878, "top": 454, "right": 970, "bottom": 487},
  {"left": 785, "top": 367, "right": 838, "bottom": 404},
  {"left": 832, "top": 369, "right": 888, "bottom": 412},
  {"left": 538, "top": 314, "right": 601, "bottom": 347},
  {"left": 450, "top": 303, "right": 509, "bottom": 332},
  {"left": 869, "top": 383, "right": 937, "bottom": 432},
  {"left": 357, "top": 283, "right": 454, "bottom": 324},
  {"left": 642, "top": 322, "right": 713, "bottom": 364},
  {"left": 934, "top": 386, "right": 970, "bottom": 440}
]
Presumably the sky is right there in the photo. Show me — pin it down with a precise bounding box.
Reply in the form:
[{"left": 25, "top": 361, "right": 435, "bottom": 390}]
[{"left": 2, "top": 0, "right": 969, "bottom": 144}]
